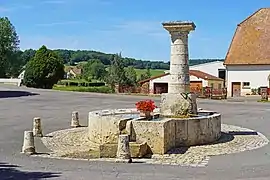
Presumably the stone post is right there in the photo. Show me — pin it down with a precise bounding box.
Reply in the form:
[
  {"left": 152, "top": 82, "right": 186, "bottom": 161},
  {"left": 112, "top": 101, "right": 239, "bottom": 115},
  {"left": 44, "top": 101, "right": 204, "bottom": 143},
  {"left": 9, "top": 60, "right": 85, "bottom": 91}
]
[
  {"left": 160, "top": 21, "right": 197, "bottom": 116},
  {"left": 71, "top": 111, "right": 80, "bottom": 128},
  {"left": 33, "top": 117, "right": 43, "bottom": 137},
  {"left": 22, "top": 131, "right": 35, "bottom": 155},
  {"left": 116, "top": 134, "right": 132, "bottom": 163}
]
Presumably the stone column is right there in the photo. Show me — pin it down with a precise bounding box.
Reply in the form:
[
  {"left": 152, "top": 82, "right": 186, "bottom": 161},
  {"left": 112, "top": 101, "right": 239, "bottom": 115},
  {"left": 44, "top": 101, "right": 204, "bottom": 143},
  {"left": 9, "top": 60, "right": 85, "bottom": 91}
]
[
  {"left": 22, "top": 131, "right": 35, "bottom": 155},
  {"left": 33, "top": 117, "right": 43, "bottom": 137},
  {"left": 116, "top": 134, "right": 132, "bottom": 163},
  {"left": 160, "top": 21, "right": 197, "bottom": 116},
  {"left": 169, "top": 31, "right": 190, "bottom": 93},
  {"left": 71, "top": 111, "right": 80, "bottom": 128}
]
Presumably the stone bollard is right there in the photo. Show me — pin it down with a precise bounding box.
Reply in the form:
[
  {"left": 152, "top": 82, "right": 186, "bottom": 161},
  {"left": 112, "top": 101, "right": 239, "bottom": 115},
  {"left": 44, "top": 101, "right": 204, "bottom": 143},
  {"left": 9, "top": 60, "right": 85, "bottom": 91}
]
[
  {"left": 33, "top": 117, "right": 43, "bottom": 137},
  {"left": 116, "top": 134, "right": 132, "bottom": 163},
  {"left": 22, "top": 131, "right": 36, "bottom": 155},
  {"left": 188, "top": 93, "right": 198, "bottom": 115},
  {"left": 71, "top": 111, "right": 80, "bottom": 128}
]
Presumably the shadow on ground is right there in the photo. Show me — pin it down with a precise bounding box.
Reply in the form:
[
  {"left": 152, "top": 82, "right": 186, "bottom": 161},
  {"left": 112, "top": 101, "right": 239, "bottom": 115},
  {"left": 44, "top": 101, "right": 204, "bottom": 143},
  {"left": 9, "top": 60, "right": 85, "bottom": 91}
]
[
  {"left": 166, "top": 131, "right": 259, "bottom": 154},
  {"left": 0, "top": 91, "right": 39, "bottom": 98},
  {"left": 0, "top": 162, "right": 61, "bottom": 180}
]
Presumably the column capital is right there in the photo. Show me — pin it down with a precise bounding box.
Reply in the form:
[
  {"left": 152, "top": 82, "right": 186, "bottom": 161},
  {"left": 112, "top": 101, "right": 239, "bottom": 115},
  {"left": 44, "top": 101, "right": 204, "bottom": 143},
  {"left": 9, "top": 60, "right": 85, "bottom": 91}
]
[
  {"left": 169, "top": 31, "right": 189, "bottom": 38},
  {"left": 162, "top": 21, "right": 196, "bottom": 34}
]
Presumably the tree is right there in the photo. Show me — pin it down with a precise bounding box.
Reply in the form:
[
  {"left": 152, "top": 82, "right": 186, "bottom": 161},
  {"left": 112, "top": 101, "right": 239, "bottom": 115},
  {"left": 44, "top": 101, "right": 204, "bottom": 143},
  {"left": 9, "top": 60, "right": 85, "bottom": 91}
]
[
  {"left": 0, "top": 17, "right": 20, "bottom": 77},
  {"left": 105, "top": 53, "right": 127, "bottom": 88},
  {"left": 5, "top": 50, "right": 24, "bottom": 77},
  {"left": 138, "top": 68, "right": 151, "bottom": 81},
  {"left": 23, "top": 45, "right": 65, "bottom": 89},
  {"left": 21, "top": 49, "right": 36, "bottom": 63},
  {"left": 82, "top": 59, "right": 106, "bottom": 81},
  {"left": 125, "top": 66, "right": 137, "bottom": 85}
]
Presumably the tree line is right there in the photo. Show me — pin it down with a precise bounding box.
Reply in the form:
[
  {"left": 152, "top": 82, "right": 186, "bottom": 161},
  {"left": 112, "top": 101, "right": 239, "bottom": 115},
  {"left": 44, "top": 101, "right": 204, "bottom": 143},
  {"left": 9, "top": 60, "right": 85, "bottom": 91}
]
[{"left": 17, "top": 49, "right": 224, "bottom": 71}]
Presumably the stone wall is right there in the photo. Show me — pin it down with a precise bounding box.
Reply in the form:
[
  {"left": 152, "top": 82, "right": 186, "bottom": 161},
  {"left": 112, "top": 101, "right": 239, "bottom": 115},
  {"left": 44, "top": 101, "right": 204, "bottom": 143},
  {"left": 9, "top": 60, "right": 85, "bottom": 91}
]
[
  {"left": 130, "top": 120, "right": 167, "bottom": 154},
  {"left": 131, "top": 113, "right": 221, "bottom": 154},
  {"left": 88, "top": 109, "right": 138, "bottom": 144},
  {"left": 88, "top": 108, "right": 221, "bottom": 155}
]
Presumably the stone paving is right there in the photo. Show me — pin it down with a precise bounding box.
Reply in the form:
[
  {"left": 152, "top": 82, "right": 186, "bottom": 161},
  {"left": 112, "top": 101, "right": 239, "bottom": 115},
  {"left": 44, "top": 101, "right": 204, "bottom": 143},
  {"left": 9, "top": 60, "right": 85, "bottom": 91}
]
[{"left": 39, "top": 124, "right": 269, "bottom": 167}]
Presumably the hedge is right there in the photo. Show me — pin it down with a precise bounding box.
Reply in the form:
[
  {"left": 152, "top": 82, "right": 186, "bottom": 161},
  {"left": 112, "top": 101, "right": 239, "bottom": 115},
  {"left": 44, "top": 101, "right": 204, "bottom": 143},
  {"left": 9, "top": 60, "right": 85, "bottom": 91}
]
[
  {"left": 57, "top": 81, "right": 105, "bottom": 87},
  {"left": 53, "top": 86, "right": 114, "bottom": 93}
]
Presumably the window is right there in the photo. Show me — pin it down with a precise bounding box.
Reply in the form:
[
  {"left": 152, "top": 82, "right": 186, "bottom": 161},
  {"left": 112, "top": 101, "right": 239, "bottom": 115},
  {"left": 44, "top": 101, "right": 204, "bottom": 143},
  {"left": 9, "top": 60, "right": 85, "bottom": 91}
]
[
  {"left": 242, "top": 82, "right": 250, "bottom": 88},
  {"left": 218, "top": 69, "right": 226, "bottom": 80},
  {"left": 210, "top": 83, "right": 214, "bottom": 88},
  {"left": 218, "top": 83, "right": 222, "bottom": 89}
]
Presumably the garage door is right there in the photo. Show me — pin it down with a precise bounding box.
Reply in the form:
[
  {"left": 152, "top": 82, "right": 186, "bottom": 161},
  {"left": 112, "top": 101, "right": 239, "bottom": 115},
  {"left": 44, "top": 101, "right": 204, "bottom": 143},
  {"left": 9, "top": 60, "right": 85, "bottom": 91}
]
[{"left": 153, "top": 83, "right": 168, "bottom": 94}]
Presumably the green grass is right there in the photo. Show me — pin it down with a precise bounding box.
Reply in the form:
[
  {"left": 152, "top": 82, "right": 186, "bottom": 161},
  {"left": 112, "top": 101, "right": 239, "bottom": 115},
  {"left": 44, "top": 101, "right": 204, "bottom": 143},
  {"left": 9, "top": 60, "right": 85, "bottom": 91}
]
[
  {"left": 257, "top": 99, "right": 270, "bottom": 103},
  {"left": 59, "top": 79, "right": 101, "bottom": 83},
  {"left": 65, "top": 64, "right": 166, "bottom": 79},
  {"left": 133, "top": 69, "right": 166, "bottom": 77},
  {"left": 60, "top": 79, "right": 89, "bottom": 83},
  {"left": 53, "top": 85, "right": 113, "bottom": 93}
]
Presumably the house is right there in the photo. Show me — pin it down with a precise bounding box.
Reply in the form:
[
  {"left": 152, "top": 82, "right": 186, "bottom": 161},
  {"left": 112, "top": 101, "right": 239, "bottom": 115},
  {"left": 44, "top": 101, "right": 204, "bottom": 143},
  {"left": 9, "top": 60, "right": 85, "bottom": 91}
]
[
  {"left": 190, "top": 61, "right": 226, "bottom": 80},
  {"left": 65, "top": 66, "right": 82, "bottom": 79},
  {"left": 224, "top": 8, "right": 270, "bottom": 97},
  {"left": 138, "top": 70, "right": 224, "bottom": 94},
  {"left": 165, "top": 60, "right": 226, "bottom": 79}
]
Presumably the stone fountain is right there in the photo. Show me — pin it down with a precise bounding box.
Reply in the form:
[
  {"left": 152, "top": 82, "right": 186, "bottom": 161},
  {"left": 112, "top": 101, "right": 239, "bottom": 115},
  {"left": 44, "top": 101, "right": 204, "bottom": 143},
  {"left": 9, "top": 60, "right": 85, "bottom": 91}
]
[{"left": 88, "top": 21, "right": 221, "bottom": 157}]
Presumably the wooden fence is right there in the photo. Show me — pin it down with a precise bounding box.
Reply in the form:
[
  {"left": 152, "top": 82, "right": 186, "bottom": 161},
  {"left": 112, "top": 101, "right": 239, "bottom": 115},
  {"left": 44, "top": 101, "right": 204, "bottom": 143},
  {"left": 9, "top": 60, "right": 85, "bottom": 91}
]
[
  {"left": 116, "top": 84, "right": 227, "bottom": 100},
  {"left": 191, "top": 87, "right": 227, "bottom": 99}
]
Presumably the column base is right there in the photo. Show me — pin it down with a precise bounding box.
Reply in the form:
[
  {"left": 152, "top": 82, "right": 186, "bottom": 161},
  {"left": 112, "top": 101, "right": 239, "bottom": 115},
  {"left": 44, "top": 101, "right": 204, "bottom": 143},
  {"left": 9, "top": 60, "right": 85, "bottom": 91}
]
[{"left": 160, "top": 93, "right": 197, "bottom": 116}]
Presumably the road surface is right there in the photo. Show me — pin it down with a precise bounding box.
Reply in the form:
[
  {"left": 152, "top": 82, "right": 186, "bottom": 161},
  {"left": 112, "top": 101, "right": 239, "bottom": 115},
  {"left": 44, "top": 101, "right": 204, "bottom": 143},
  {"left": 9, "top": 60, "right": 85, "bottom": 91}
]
[{"left": 1, "top": 85, "right": 270, "bottom": 180}]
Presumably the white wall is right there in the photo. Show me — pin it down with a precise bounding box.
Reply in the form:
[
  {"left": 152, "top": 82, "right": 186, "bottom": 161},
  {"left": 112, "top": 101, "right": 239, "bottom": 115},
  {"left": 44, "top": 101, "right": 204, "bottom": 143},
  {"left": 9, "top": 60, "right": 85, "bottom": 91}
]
[
  {"left": 190, "top": 61, "right": 225, "bottom": 77},
  {"left": 226, "top": 65, "right": 270, "bottom": 96},
  {"left": 0, "top": 78, "right": 22, "bottom": 86},
  {"left": 150, "top": 75, "right": 170, "bottom": 91}
]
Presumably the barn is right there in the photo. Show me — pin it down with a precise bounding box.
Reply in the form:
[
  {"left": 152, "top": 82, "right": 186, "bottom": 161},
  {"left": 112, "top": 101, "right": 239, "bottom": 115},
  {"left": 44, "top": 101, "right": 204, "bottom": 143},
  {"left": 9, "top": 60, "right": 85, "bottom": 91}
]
[
  {"left": 138, "top": 70, "right": 224, "bottom": 95},
  {"left": 224, "top": 8, "right": 270, "bottom": 97}
]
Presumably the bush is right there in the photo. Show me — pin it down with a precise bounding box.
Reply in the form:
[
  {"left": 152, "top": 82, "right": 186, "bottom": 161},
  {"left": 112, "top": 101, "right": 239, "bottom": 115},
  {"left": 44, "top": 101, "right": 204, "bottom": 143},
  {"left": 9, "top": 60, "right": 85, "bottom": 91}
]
[
  {"left": 53, "top": 86, "right": 114, "bottom": 93},
  {"left": 23, "top": 45, "right": 65, "bottom": 89},
  {"left": 251, "top": 88, "right": 258, "bottom": 95}
]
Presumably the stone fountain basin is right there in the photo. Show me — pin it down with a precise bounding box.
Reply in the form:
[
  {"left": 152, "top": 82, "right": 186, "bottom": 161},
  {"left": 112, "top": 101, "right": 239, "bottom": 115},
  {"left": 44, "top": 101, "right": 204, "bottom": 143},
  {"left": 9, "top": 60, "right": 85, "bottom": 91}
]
[{"left": 88, "top": 108, "right": 221, "bottom": 155}]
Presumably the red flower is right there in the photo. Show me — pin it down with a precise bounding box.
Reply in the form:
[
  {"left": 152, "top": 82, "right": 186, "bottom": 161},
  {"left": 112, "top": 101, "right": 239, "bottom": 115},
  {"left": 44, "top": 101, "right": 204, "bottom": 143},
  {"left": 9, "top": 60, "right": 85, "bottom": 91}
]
[{"left": 135, "top": 100, "right": 157, "bottom": 112}]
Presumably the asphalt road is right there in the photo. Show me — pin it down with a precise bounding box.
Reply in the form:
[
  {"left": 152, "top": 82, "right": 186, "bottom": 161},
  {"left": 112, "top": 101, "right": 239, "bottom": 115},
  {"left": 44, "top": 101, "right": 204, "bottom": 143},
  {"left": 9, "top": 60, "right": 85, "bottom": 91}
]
[{"left": 1, "top": 85, "right": 270, "bottom": 180}]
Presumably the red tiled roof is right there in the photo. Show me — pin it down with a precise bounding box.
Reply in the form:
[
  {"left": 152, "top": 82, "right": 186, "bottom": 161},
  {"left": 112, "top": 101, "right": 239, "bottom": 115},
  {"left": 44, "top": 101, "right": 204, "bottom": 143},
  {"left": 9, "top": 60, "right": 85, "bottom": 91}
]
[
  {"left": 190, "top": 70, "right": 223, "bottom": 81},
  {"left": 138, "top": 73, "right": 169, "bottom": 84},
  {"left": 138, "top": 70, "right": 223, "bottom": 84},
  {"left": 224, "top": 8, "right": 270, "bottom": 65}
]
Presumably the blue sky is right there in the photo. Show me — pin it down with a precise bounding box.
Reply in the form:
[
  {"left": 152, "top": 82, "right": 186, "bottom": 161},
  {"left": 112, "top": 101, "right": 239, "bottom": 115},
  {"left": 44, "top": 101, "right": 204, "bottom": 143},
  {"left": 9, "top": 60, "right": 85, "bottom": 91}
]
[{"left": 0, "top": 0, "right": 269, "bottom": 61}]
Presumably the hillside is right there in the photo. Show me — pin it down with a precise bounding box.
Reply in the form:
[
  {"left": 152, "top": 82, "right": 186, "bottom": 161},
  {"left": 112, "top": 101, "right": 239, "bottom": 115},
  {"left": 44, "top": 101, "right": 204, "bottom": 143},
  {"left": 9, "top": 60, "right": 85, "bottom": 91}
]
[{"left": 21, "top": 48, "right": 224, "bottom": 70}]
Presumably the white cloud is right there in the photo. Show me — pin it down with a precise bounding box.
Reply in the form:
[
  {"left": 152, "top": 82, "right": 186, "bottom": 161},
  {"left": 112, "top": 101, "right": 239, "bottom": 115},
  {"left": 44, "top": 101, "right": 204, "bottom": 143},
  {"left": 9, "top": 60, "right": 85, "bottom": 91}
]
[
  {"left": 35, "top": 21, "right": 91, "bottom": 27},
  {"left": 0, "top": 4, "right": 32, "bottom": 13},
  {"left": 108, "top": 20, "right": 167, "bottom": 38},
  {"left": 20, "top": 35, "right": 83, "bottom": 50},
  {"left": 0, "top": 6, "right": 11, "bottom": 13}
]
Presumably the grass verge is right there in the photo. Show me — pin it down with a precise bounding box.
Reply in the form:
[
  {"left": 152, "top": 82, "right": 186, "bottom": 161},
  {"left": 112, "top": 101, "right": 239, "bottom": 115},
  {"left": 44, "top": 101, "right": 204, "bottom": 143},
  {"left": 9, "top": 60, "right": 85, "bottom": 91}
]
[
  {"left": 257, "top": 99, "right": 270, "bottom": 103},
  {"left": 53, "top": 85, "right": 113, "bottom": 93}
]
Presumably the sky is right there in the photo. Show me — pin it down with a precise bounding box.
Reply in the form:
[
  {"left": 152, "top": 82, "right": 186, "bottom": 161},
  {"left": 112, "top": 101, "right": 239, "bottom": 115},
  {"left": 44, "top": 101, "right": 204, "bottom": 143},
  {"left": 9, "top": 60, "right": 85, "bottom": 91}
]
[{"left": 0, "top": 0, "right": 269, "bottom": 62}]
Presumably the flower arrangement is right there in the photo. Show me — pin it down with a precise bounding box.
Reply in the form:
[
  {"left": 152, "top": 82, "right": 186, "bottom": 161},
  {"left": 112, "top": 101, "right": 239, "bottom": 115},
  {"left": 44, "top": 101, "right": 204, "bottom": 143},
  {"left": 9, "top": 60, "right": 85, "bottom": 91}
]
[{"left": 135, "top": 100, "right": 157, "bottom": 112}]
